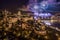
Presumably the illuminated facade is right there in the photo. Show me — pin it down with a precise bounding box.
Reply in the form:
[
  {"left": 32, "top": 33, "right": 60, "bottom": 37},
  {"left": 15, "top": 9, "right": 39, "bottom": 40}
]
[{"left": 29, "top": 0, "right": 53, "bottom": 20}]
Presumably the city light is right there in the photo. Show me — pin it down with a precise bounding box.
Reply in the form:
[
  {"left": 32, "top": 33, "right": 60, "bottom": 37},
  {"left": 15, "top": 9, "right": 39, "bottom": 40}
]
[
  {"left": 39, "top": 13, "right": 44, "bottom": 16},
  {"left": 39, "top": 13, "right": 52, "bottom": 17},
  {"left": 44, "top": 21, "right": 51, "bottom": 25},
  {"left": 34, "top": 5, "right": 39, "bottom": 9},
  {"left": 34, "top": 12, "right": 39, "bottom": 16},
  {"left": 1, "top": 0, "right": 60, "bottom": 40},
  {"left": 45, "top": 22, "right": 51, "bottom": 25},
  {"left": 34, "top": 16, "right": 38, "bottom": 20},
  {"left": 29, "top": 1, "right": 49, "bottom": 13},
  {"left": 40, "top": 1, "right": 48, "bottom": 9}
]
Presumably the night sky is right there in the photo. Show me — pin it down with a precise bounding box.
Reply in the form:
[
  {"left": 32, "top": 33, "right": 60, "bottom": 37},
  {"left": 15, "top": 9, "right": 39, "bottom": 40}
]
[
  {"left": 0, "top": 0, "right": 29, "bottom": 10},
  {"left": 0, "top": 0, "right": 60, "bottom": 12}
]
